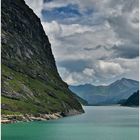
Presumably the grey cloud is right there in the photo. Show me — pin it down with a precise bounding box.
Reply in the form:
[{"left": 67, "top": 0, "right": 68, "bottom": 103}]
[
  {"left": 112, "top": 44, "right": 139, "bottom": 59},
  {"left": 25, "top": 0, "right": 139, "bottom": 85},
  {"left": 106, "top": 0, "right": 139, "bottom": 59},
  {"left": 109, "top": 0, "right": 138, "bottom": 13},
  {"left": 84, "top": 45, "right": 111, "bottom": 51},
  {"left": 108, "top": 16, "right": 138, "bottom": 43},
  {"left": 58, "top": 59, "right": 90, "bottom": 72}
]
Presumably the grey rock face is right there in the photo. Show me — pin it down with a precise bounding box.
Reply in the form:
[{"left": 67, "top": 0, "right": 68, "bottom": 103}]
[{"left": 2, "top": 0, "right": 84, "bottom": 115}]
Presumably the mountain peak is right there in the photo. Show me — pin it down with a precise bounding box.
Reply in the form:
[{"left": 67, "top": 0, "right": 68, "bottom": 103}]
[
  {"left": 70, "top": 78, "right": 139, "bottom": 105},
  {"left": 121, "top": 78, "right": 128, "bottom": 81},
  {"left": 110, "top": 78, "right": 138, "bottom": 87},
  {"left": 120, "top": 78, "right": 137, "bottom": 82}
]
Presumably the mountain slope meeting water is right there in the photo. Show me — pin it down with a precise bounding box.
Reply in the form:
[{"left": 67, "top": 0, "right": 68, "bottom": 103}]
[
  {"left": 69, "top": 78, "right": 139, "bottom": 105},
  {"left": 1, "top": 0, "right": 84, "bottom": 122},
  {"left": 121, "top": 91, "right": 139, "bottom": 106}
]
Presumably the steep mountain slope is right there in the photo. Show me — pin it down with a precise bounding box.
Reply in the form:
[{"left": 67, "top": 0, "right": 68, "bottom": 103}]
[
  {"left": 69, "top": 78, "right": 139, "bottom": 105},
  {"left": 1, "top": 0, "right": 83, "bottom": 117},
  {"left": 121, "top": 91, "right": 139, "bottom": 106},
  {"left": 72, "top": 93, "right": 88, "bottom": 105}
]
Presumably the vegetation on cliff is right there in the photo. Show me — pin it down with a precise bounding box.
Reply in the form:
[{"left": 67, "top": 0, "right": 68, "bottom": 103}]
[{"left": 1, "top": 0, "right": 83, "bottom": 117}]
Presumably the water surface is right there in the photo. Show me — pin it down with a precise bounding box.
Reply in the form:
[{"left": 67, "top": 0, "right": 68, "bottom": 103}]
[{"left": 2, "top": 106, "right": 139, "bottom": 140}]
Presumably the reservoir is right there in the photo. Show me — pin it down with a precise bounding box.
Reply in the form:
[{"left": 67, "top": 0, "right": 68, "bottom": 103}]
[{"left": 2, "top": 106, "right": 139, "bottom": 140}]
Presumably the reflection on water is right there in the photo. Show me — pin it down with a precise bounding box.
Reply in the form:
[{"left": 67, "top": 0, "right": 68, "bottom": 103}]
[{"left": 2, "top": 106, "right": 139, "bottom": 140}]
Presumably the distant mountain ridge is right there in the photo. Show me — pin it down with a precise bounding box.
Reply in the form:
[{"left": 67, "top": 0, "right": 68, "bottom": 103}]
[{"left": 69, "top": 78, "right": 139, "bottom": 105}]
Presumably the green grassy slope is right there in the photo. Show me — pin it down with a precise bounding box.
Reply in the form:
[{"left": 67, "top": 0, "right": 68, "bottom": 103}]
[{"left": 1, "top": 0, "right": 83, "bottom": 115}]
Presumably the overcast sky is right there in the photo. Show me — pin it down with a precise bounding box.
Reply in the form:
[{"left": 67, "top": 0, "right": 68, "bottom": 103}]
[{"left": 25, "top": 0, "right": 139, "bottom": 86}]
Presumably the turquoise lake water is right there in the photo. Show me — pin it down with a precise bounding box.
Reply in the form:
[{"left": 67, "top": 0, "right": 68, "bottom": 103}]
[{"left": 1, "top": 106, "right": 139, "bottom": 140}]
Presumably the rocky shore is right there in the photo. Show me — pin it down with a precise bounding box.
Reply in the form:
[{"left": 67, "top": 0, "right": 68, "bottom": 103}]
[
  {"left": 1, "top": 113, "right": 63, "bottom": 124},
  {"left": 1, "top": 109, "right": 83, "bottom": 124}
]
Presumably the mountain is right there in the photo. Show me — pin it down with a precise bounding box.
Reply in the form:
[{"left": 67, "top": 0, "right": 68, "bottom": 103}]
[
  {"left": 117, "top": 99, "right": 127, "bottom": 104},
  {"left": 1, "top": 0, "right": 84, "bottom": 119},
  {"left": 121, "top": 91, "right": 139, "bottom": 106},
  {"left": 72, "top": 93, "right": 88, "bottom": 105},
  {"left": 69, "top": 78, "right": 139, "bottom": 105}
]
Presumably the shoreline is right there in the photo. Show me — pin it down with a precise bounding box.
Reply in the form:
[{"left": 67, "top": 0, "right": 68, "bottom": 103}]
[
  {"left": 1, "top": 113, "right": 63, "bottom": 124},
  {"left": 1, "top": 110, "right": 83, "bottom": 124}
]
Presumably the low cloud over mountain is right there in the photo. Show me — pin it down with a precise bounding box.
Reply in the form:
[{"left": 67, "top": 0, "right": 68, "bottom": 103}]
[{"left": 25, "top": 0, "right": 139, "bottom": 85}]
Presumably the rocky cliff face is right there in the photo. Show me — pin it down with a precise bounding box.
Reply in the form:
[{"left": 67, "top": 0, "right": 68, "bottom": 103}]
[{"left": 1, "top": 0, "right": 83, "bottom": 116}]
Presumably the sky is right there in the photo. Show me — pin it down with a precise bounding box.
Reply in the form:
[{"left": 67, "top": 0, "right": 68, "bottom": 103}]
[{"left": 25, "top": 0, "right": 139, "bottom": 86}]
